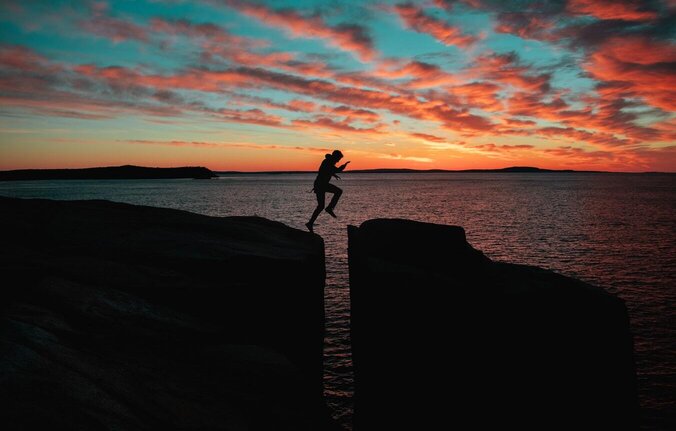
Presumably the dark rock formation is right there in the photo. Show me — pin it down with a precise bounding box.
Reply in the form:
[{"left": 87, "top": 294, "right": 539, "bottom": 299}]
[
  {"left": 0, "top": 196, "right": 337, "bottom": 430},
  {"left": 0, "top": 165, "right": 217, "bottom": 181},
  {"left": 348, "top": 219, "right": 638, "bottom": 430}
]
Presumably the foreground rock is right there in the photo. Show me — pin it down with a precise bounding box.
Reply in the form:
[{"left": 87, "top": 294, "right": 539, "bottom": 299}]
[
  {"left": 0, "top": 196, "right": 337, "bottom": 430},
  {"left": 0, "top": 165, "right": 216, "bottom": 181},
  {"left": 348, "top": 219, "right": 638, "bottom": 430}
]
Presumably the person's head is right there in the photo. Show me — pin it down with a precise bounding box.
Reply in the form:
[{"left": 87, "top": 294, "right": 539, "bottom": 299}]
[{"left": 331, "top": 149, "right": 343, "bottom": 161}]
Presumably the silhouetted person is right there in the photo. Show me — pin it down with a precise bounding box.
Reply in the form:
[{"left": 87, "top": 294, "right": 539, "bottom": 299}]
[{"left": 306, "top": 150, "right": 350, "bottom": 232}]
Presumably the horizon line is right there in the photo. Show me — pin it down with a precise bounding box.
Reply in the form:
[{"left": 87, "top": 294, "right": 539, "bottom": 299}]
[{"left": 1, "top": 165, "right": 674, "bottom": 175}]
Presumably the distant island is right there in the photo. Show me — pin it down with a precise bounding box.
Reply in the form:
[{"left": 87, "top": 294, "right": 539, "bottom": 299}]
[
  {"left": 0, "top": 165, "right": 217, "bottom": 181},
  {"left": 347, "top": 166, "right": 584, "bottom": 173}
]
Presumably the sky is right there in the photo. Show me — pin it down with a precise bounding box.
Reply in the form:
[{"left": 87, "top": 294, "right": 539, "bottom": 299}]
[{"left": 0, "top": 0, "right": 674, "bottom": 172}]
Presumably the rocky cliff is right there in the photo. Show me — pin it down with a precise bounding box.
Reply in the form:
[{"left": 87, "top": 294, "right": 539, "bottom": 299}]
[
  {"left": 0, "top": 196, "right": 335, "bottom": 430},
  {"left": 348, "top": 218, "right": 638, "bottom": 430}
]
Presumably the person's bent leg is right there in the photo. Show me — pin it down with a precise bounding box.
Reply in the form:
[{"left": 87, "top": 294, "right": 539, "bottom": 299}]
[
  {"left": 307, "top": 191, "right": 325, "bottom": 230},
  {"left": 325, "top": 184, "right": 342, "bottom": 217},
  {"left": 326, "top": 184, "right": 342, "bottom": 210}
]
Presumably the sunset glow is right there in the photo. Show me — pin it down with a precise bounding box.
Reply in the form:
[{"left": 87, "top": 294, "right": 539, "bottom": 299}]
[{"left": 1, "top": 0, "right": 675, "bottom": 171}]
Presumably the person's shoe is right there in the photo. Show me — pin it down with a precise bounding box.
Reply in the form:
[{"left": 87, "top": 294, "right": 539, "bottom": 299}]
[
  {"left": 325, "top": 208, "right": 337, "bottom": 218},
  {"left": 305, "top": 222, "right": 314, "bottom": 233}
]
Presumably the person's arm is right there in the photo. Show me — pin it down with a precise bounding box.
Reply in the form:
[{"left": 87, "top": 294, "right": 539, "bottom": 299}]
[
  {"left": 335, "top": 161, "right": 350, "bottom": 172},
  {"left": 332, "top": 161, "right": 350, "bottom": 179}
]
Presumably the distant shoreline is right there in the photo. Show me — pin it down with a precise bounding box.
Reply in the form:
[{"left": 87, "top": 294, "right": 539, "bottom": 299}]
[
  {"left": 0, "top": 165, "right": 217, "bottom": 181},
  {"left": 1, "top": 166, "right": 672, "bottom": 180},
  {"left": 217, "top": 167, "right": 672, "bottom": 175}
]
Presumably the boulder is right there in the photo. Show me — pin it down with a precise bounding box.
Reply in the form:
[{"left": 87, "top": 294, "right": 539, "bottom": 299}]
[
  {"left": 348, "top": 218, "right": 638, "bottom": 430},
  {"left": 0, "top": 196, "right": 336, "bottom": 430}
]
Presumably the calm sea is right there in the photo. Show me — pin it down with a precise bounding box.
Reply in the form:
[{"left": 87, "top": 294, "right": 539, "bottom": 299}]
[{"left": 1, "top": 172, "right": 674, "bottom": 430}]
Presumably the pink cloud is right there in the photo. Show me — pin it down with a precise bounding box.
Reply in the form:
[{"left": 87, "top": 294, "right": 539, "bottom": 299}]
[
  {"left": 148, "top": 18, "right": 339, "bottom": 79},
  {"left": 80, "top": 10, "right": 148, "bottom": 43},
  {"left": 150, "top": 18, "right": 340, "bottom": 80},
  {"left": 0, "top": 45, "right": 60, "bottom": 73},
  {"left": 224, "top": 0, "right": 377, "bottom": 62},
  {"left": 468, "top": 52, "right": 551, "bottom": 93},
  {"left": 287, "top": 99, "right": 317, "bottom": 112},
  {"left": 434, "top": 0, "right": 484, "bottom": 10},
  {"left": 0, "top": 91, "right": 182, "bottom": 120},
  {"left": 75, "top": 64, "right": 253, "bottom": 92},
  {"left": 150, "top": 18, "right": 265, "bottom": 48}
]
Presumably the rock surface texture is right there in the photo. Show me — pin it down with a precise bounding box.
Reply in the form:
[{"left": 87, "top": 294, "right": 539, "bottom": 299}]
[
  {"left": 0, "top": 196, "right": 335, "bottom": 430},
  {"left": 348, "top": 218, "right": 638, "bottom": 430}
]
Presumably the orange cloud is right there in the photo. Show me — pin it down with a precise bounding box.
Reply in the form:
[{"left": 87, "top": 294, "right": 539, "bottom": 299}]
[
  {"left": 3, "top": 43, "right": 501, "bottom": 137},
  {"left": 503, "top": 118, "right": 536, "bottom": 126},
  {"left": 321, "top": 105, "right": 381, "bottom": 123},
  {"left": 584, "top": 35, "right": 676, "bottom": 111},
  {"left": 409, "top": 132, "right": 449, "bottom": 143},
  {"left": 215, "top": 107, "right": 285, "bottom": 127},
  {"left": 378, "top": 153, "right": 434, "bottom": 163},
  {"left": 535, "top": 126, "right": 633, "bottom": 147},
  {"left": 292, "top": 116, "right": 385, "bottom": 134},
  {"left": 506, "top": 92, "right": 589, "bottom": 123},
  {"left": 126, "top": 139, "right": 331, "bottom": 153},
  {"left": 494, "top": 12, "right": 557, "bottom": 41},
  {"left": 393, "top": 3, "right": 477, "bottom": 48},
  {"left": 0, "top": 92, "right": 182, "bottom": 120},
  {"left": 373, "top": 60, "right": 460, "bottom": 88},
  {"left": 445, "top": 81, "right": 503, "bottom": 111},
  {"left": 473, "top": 143, "right": 534, "bottom": 152},
  {"left": 75, "top": 62, "right": 496, "bottom": 133},
  {"left": 468, "top": 52, "right": 551, "bottom": 93},
  {"left": 224, "top": 0, "right": 377, "bottom": 62},
  {"left": 567, "top": 0, "right": 658, "bottom": 22},
  {"left": 544, "top": 145, "right": 610, "bottom": 156}
]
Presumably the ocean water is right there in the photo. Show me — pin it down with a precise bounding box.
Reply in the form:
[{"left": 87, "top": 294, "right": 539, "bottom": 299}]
[{"left": 1, "top": 172, "right": 674, "bottom": 430}]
